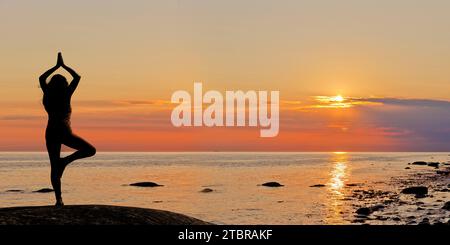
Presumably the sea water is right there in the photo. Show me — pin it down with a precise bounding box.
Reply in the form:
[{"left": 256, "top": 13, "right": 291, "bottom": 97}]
[{"left": 0, "top": 152, "right": 447, "bottom": 224}]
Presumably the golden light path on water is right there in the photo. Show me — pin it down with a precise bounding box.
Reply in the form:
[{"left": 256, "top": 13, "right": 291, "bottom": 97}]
[{"left": 325, "top": 152, "right": 350, "bottom": 224}]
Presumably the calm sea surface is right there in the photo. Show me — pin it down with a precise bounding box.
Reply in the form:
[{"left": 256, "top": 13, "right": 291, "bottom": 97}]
[{"left": 0, "top": 152, "right": 448, "bottom": 224}]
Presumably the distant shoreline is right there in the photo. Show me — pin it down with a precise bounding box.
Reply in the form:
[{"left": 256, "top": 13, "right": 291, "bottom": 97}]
[{"left": 0, "top": 151, "right": 449, "bottom": 153}]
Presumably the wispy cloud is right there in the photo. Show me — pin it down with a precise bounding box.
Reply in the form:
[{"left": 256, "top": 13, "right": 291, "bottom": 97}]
[
  {"left": 352, "top": 97, "right": 450, "bottom": 108},
  {"left": 0, "top": 115, "right": 43, "bottom": 121},
  {"left": 298, "top": 96, "right": 450, "bottom": 110},
  {"left": 115, "top": 100, "right": 172, "bottom": 106}
]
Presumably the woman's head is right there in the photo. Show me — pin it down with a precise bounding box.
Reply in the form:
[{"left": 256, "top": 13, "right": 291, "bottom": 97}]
[
  {"left": 43, "top": 74, "right": 70, "bottom": 114},
  {"left": 47, "top": 74, "right": 68, "bottom": 92}
]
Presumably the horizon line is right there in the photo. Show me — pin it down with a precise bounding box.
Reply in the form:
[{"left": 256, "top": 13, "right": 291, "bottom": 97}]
[{"left": 0, "top": 151, "right": 449, "bottom": 154}]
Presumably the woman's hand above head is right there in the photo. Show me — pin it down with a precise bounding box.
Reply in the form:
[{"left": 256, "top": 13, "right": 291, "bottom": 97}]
[
  {"left": 55, "top": 52, "right": 81, "bottom": 94},
  {"left": 57, "top": 52, "right": 64, "bottom": 67},
  {"left": 39, "top": 52, "right": 65, "bottom": 91}
]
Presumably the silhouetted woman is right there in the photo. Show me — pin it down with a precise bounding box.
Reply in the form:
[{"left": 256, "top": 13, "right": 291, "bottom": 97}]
[{"left": 39, "top": 52, "right": 96, "bottom": 206}]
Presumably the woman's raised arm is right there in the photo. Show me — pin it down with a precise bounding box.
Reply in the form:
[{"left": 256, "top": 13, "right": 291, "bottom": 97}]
[
  {"left": 63, "top": 63, "right": 81, "bottom": 94},
  {"left": 58, "top": 53, "right": 81, "bottom": 94},
  {"left": 39, "top": 64, "right": 60, "bottom": 92},
  {"left": 39, "top": 52, "right": 64, "bottom": 92}
]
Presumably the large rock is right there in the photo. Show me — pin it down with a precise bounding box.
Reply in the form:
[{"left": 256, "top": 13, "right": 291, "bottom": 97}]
[{"left": 0, "top": 205, "right": 210, "bottom": 225}]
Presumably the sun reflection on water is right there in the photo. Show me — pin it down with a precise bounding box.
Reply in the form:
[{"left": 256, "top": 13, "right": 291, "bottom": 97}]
[
  {"left": 329, "top": 162, "right": 347, "bottom": 196},
  {"left": 325, "top": 152, "right": 350, "bottom": 224}
]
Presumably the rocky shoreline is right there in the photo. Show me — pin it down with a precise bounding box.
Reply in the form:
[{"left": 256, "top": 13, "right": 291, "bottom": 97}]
[{"left": 349, "top": 161, "right": 450, "bottom": 225}]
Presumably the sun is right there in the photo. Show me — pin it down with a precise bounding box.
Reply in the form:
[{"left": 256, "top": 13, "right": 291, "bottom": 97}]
[
  {"left": 314, "top": 94, "right": 351, "bottom": 108},
  {"left": 331, "top": 95, "right": 344, "bottom": 102},
  {"left": 333, "top": 151, "right": 347, "bottom": 155}
]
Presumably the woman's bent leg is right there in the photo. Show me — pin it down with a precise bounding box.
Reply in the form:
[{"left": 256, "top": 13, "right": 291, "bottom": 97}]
[{"left": 61, "top": 133, "right": 96, "bottom": 170}]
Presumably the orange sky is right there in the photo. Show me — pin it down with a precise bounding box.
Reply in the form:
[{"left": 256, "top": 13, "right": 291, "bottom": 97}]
[
  {"left": 1, "top": 95, "right": 449, "bottom": 151},
  {"left": 1, "top": 1, "right": 450, "bottom": 151}
]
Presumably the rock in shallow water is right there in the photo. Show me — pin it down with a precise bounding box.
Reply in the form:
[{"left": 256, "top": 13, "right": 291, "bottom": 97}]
[
  {"left": 412, "top": 161, "right": 427, "bottom": 165},
  {"left": 419, "top": 218, "right": 430, "bottom": 225},
  {"left": 427, "top": 162, "right": 439, "bottom": 167},
  {"left": 355, "top": 204, "right": 385, "bottom": 216},
  {"left": 6, "top": 189, "right": 24, "bottom": 193},
  {"left": 401, "top": 186, "right": 428, "bottom": 196},
  {"left": 33, "top": 188, "right": 54, "bottom": 193},
  {"left": 436, "top": 170, "right": 450, "bottom": 175},
  {"left": 346, "top": 183, "right": 363, "bottom": 187},
  {"left": 443, "top": 202, "right": 450, "bottom": 211},
  {"left": 261, "top": 182, "right": 284, "bottom": 187},
  {"left": 309, "top": 184, "right": 326, "bottom": 187},
  {"left": 356, "top": 207, "right": 371, "bottom": 216},
  {"left": 129, "top": 182, "right": 163, "bottom": 187},
  {"left": 370, "top": 204, "right": 385, "bottom": 212},
  {"left": 392, "top": 217, "right": 401, "bottom": 221}
]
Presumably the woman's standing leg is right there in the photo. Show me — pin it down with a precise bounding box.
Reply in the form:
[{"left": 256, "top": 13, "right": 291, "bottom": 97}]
[{"left": 46, "top": 138, "right": 63, "bottom": 206}]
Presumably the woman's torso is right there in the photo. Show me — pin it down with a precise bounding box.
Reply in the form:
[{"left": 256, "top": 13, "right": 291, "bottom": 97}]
[{"left": 43, "top": 91, "right": 72, "bottom": 124}]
